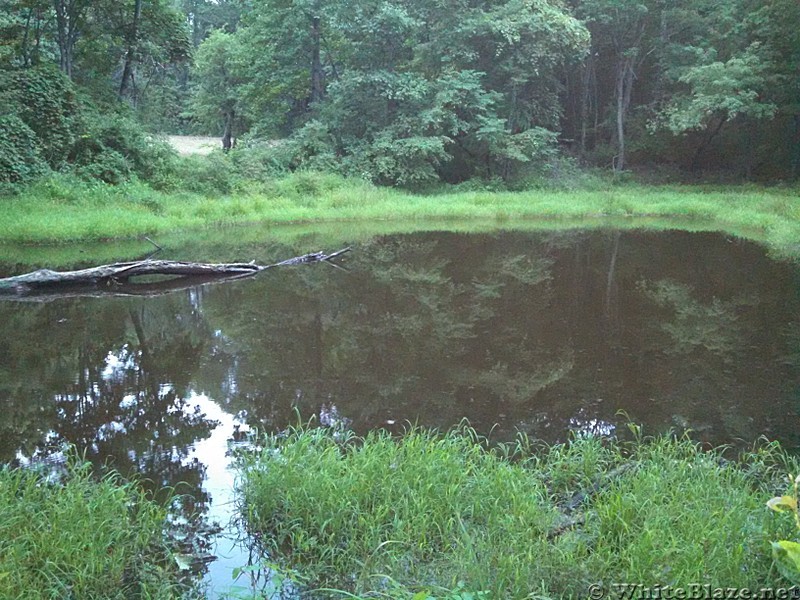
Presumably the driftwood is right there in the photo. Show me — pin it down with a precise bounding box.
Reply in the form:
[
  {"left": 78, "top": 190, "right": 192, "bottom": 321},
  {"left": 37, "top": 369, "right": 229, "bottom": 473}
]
[{"left": 0, "top": 247, "right": 350, "bottom": 301}]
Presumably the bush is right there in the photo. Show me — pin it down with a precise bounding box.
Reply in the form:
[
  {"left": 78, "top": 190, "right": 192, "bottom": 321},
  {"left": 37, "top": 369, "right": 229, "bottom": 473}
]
[
  {"left": 66, "top": 111, "right": 179, "bottom": 187},
  {"left": 228, "top": 139, "right": 292, "bottom": 180},
  {"left": 1, "top": 66, "right": 80, "bottom": 169},
  {"left": 509, "top": 156, "right": 610, "bottom": 191},
  {"left": 0, "top": 114, "right": 48, "bottom": 184},
  {"left": 0, "top": 66, "right": 82, "bottom": 184},
  {"left": 72, "top": 146, "right": 133, "bottom": 185},
  {"left": 173, "top": 152, "right": 241, "bottom": 195}
]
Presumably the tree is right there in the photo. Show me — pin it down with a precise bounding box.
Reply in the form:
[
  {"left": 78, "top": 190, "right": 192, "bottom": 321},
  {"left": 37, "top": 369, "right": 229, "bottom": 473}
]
[
  {"left": 53, "top": 0, "right": 88, "bottom": 78},
  {"left": 656, "top": 45, "right": 776, "bottom": 171},
  {"left": 191, "top": 30, "right": 246, "bottom": 148},
  {"left": 228, "top": 0, "right": 588, "bottom": 183},
  {"left": 117, "top": 0, "right": 142, "bottom": 100},
  {"left": 574, "top": 0, "right": 654, "bottom": 171},
  {"left": 645, "top": 0, "right": 786, "bottom": 174}
]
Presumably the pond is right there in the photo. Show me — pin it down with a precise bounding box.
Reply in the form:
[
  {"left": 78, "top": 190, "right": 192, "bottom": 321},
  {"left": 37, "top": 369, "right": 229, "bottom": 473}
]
[{"left": 1, "top": 227, "right": 799, "bottom": 596}]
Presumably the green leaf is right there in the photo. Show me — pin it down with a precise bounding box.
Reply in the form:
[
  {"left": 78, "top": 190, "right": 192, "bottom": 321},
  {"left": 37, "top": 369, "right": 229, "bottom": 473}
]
[
  {"left": 767, "top": 496, "right": 798, "bottom": 513},
  {"left": 771, "top": 541, "right": 800, "bottom": 584}
]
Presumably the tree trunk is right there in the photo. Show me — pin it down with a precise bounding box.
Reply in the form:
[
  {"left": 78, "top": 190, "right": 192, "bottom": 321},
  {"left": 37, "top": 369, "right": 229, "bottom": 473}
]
[
  {"left": 690, "top": 116, "right": 727, "bottom": 172},
  {"left": 118, "top": 0, "right": 143, "bottom": 102},
  {"left": 792, "top": 114, "right": 800, "bottom": 180},
  {"left": 54, "top": 0, "right": 84, "bottom": 79},
  {"left": 54, "top": 0, "right": 72, "bottom": 77},
  {"left": 579, "top": 54, "right": 596, "bottom": 157},
  {"left": 20, "top": 9, "right": 33, "bottom": 66},
  {"left": 191, "top": 0, "right": 202, "bottom": 48},
  {"left": 614, "top": 56, "right": 635, "bottom": 172},
  {"left": 222, "top": 109, "right": 235, "bottom": 151},
  {"left": 0, "top": 248, "right": 351, "bottom": 300},
  {"left": 310, "top": 15, "right": 323, "bottom": 105},
  {"left": 615, "top": 64, "right": 626, "bottom": 172}
]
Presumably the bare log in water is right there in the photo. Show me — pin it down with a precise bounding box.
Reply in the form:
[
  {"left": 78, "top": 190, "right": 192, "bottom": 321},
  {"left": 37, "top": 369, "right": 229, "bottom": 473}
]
[{"left": 0, "top": 247, "right": 350, "bottom": 300}]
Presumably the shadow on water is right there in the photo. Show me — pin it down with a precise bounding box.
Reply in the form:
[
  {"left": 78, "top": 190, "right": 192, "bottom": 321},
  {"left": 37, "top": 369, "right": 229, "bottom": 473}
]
[{"left": 0, "top": 228, "right": 798, "bottom": 596}]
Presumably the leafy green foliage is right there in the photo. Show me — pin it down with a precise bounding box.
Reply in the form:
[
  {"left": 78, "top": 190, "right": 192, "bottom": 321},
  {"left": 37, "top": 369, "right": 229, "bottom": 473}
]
[
  {"left": 239, "top": 426, "right": 794, "bottom": 597},
  {"left": 0, "top": 459, "right": 181, "bottom": 599},
  {"left": 0, "top": 114, "right": 47, "bottom": 184},
  {"left": 3, "top": 0, "right": 799, "bottom": 183},
  {"left": 0, "top": 63, "right": 179, "bottom": 187},
  {"left": 6, "top": 66, "right": 80, "bottom": 167},
  {"left": 658, "top": 45, "right": 777, "bottom": 134},
  {"left": 0, "top": 66, "right": 81, "bottom": 183},
  {"left": 67, "top": 111, "right": 179, "bottom": 185},
  {"left": 190, "top": 30, "right": 247, "bottom": 136},
  {"left": 173, "top": 152, "right": 241, "bottom": 195},
  {"left": 768, "top": 475, "right": 800, "bottom": 584},
  {"left": 193, "top": 0, "right": 588, "bottom": 184}
]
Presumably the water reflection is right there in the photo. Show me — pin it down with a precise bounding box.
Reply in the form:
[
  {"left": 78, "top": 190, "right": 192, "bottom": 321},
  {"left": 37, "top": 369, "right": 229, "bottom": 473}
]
[{"left": 0, "top": 229, "right": 798, "bottom": 594}]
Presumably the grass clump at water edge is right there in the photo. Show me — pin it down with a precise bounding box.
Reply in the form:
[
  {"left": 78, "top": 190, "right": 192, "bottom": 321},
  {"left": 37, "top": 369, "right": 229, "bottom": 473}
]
[
  {"left": 1, "top": 171, "right": 799, "bottom": 261},
  {"left": 0, "top": 459, "right": 183, "bottom": 600},
  {"left": 237, "top": 426, "right": 797, "bottom": 599}
]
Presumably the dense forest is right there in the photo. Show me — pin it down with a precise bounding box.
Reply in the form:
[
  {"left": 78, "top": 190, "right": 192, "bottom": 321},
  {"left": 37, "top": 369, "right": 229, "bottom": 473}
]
[{"left": 1, "top": 0, "right": 798, "bottom": 187}]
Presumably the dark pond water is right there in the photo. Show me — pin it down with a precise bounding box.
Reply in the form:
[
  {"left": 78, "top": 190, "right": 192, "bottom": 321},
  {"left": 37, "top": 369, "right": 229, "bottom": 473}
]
[{"left": 1, "top": 228, "right": 799, "bottom": 596}]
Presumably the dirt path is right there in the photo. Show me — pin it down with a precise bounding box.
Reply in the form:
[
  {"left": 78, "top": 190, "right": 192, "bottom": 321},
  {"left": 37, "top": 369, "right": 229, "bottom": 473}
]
[{"left": 167, "top": 135, "right": 220, "bottom": 156}]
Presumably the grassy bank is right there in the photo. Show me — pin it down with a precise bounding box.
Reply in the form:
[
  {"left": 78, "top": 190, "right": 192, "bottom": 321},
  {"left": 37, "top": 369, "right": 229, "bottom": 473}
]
[
  {"left": 0, "top": 461, "right": 181, "bottom": 600},
  {"left": 238, "top": 426, "right": 798, "bottom": 599},
  {"left": 1, "top": 173, "right": 798, "bottom": 259}
]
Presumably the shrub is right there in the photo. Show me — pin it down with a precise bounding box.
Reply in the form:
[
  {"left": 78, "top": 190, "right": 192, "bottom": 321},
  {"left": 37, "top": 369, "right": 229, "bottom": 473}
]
[
  {"left": 2, "top": 66, "right": 81, "bottom": 169},
  {"left": 0, "top": 114, "right": 47, "bottom": 184},
  {"left": 173, "top": 152, "right": 241, "bottom": 195},
  {"left": 62, "top": 110, "right": 179, "bottom": 187}
]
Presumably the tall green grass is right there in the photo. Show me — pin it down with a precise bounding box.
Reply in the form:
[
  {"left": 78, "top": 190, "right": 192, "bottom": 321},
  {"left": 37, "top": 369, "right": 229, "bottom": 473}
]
[
  {"left": 237, "top": 426, "right": 797, "bottom": 598},
  {"left": 0, "top": 460, "right": 181, "bottom": 600},
  {"left": 1, "top": 172, "right": 798, "bottom": 261}
]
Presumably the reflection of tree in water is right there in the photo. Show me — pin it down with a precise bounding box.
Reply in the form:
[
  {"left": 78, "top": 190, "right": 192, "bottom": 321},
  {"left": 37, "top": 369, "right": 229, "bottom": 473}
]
[
  {"left": 0, "top": 296, "right": 220, "bottom": 512},
  {"left": 635, "top": 271, "right": 794, "bottom": 444},
  {"left": 202, "top": 230, "right": 800, "bottom": 449},
  {"left": 639, "top": 279, "right": 752, "bottom": 357},
  {"left": 1, "top": 229, "right": 799, "bottom": 476},
  {"left": 204, "top": 233, "right": 576, "bottom": 434}
]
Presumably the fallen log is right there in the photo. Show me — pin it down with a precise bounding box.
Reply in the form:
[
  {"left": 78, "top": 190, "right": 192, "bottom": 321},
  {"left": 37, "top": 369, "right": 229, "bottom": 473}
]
[{"left": 0, "top": 247, "right": 350, "bottom": 300}]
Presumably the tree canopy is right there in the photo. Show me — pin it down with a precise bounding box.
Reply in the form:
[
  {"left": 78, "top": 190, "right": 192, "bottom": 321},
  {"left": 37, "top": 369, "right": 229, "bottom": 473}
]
[{"left": 0, "top": 0, "right": 798, "bottom": 184}]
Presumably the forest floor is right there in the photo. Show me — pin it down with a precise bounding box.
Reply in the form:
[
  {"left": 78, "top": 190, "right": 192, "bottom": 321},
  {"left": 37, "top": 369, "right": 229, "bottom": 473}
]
[{"left": 166, "top": 135, "right": 220, "bottom": 155}]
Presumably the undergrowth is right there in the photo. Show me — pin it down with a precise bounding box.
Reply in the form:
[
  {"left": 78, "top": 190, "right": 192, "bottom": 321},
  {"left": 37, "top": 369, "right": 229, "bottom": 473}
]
[
  {"left": 0, "top": 171, "right": 798, "bottom": 263},
  {"left": 237, "top": 426, "right": 798, "bottom": 599},
  {"left": 0, "top": 459, "right": 181, "bottom": 600}
]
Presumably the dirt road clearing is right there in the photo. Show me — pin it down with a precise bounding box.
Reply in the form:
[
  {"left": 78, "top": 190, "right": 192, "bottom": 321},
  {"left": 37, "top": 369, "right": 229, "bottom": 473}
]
[{"left": 167, "top": 135, "right": 220, "bottom": 156}]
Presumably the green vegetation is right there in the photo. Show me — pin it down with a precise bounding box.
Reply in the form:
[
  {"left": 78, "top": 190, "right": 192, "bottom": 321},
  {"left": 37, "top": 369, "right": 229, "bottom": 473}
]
[
  {"left": 1, "top": 0, "right": 798, "bottom": 258},
  {"left": 767, "top": 475, "right": 800, "bottom": 585},
  {"left": 238, "top": 426, "right": 798, "bottom": 598},
  {"left": 0, "top": 460, "right": 181, "bottom": 600},
  {"left": 1, "top": 0, "right": 799, "bottom": 596},
  {"left": 2, "top": 0, "right": 800, "bottom": 187},
  {"left": 1, "top": 171, "right": 798, "bottom": 261}
]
